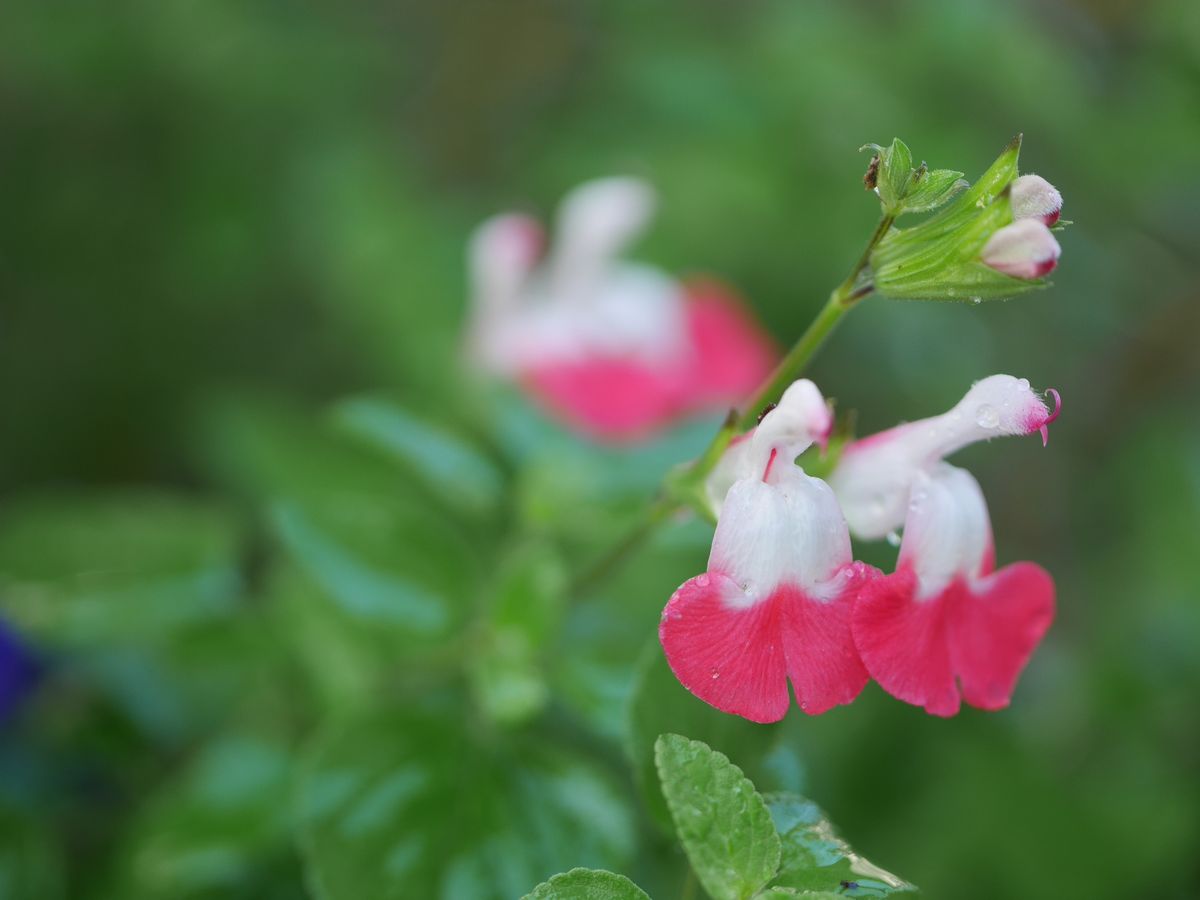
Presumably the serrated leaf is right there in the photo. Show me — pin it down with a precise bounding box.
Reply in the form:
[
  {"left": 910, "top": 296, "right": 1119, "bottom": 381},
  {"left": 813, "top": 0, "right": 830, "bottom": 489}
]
[
  {"left": 522, "top": 868, "right": 651, "bottom": 900},
  {"left": 901, "top": 169, "right": 967, "bottom": 213},
  {"left": 299, "top": 712, "right": 634, "bottom": 900},
  {"left": 654, "top": 734, "right": 780, "bottom": 900},
  {"left": 331, "top": 396, "right": 503, "bottom": 519},
  {"left": 765, "top": 794, "right": 918, "bottom": 897},
  {"left": 628, "top": 644, "right": 783, "bottom": 831}
]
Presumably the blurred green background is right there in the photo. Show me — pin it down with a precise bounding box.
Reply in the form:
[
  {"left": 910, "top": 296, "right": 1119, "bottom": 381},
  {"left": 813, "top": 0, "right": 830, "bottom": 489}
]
[{"left": 2, "top": 1, "right": 1198, "bottom": 898}]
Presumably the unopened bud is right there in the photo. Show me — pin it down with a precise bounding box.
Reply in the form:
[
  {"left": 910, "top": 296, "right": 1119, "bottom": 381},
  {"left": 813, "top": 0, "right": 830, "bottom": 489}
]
[
  {"left": 981, "top": 219, "right": 1061, "bottom": 279},
  {"left": 1010, "top": 174, "right": 1063, "bottom": 226}
]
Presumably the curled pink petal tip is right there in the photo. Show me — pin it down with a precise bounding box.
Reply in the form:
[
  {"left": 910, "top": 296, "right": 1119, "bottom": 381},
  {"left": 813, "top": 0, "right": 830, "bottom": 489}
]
[
  {"left": 1038, "top": 388, "right": 1061, "bottom": 447},
  {"left": 1044, "top": 388, "right": 1062, "bottom": 424}
]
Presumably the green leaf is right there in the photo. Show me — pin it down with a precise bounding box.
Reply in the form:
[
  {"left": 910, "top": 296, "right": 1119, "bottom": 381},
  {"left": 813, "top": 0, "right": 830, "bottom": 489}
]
[
  {"left": 628, "top": 644, "right": 783, "bottom": 831},
  {"left": 765, "top": 794, "right": 918, "bottom": 896},
  {"left": 271, "top": 498, "right": 472, "bottom": 640},
  {"left": 470, "top": 542, "right": 567, "bottom": 726},
  {"left": 901, "top": 168, "right": 967, "bottom": 213},
  {"left": 105, "top": 731, "right": 295, "bottom": 897},
  {"left": 0, "top": 491, "right": 267, "bottom": 740},
  {"left": 331, "top": 396, "right": 503, "bottom": 519},
  {"left": 877, "top": 138, "right": 913, "bottom": 210},
  {"left": 0, "top": 809, "right": 64, "bottom": 900},
  {"left": 299, "top": 711, "right": 634, "bottom": 900},
  {"left": 265, "top": 562, "right": 386, "bottom": 711},
  {"left": 522, "top": 868, "right": 651, "bottom": 900},
  {"left": 203, "top": 396, "right": 480, "bottom": 649},
  {"left": 0, "top": 491, "right": 242, "bottom": 646},
  {"left": 654, "top": 734, "right": 780, "bottom": 900}
]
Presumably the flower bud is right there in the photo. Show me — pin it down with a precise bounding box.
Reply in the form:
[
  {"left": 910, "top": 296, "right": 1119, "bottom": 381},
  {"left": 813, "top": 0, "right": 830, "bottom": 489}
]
[
  {"left": 980, "top": 219, "right": 1061, "bottom": 279},
  {"left": 1010, "top": 174, "right": 1063, "bottom": 226}
]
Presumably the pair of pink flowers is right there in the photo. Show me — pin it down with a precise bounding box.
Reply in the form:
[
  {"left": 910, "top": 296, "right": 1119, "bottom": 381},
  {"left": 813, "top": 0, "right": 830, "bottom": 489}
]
[
  {"left": 660, "top": 375, "right": 1060, "bottom": 720},
  {"left": 466, "top": 177, "right": 777, "bottom": 442}
]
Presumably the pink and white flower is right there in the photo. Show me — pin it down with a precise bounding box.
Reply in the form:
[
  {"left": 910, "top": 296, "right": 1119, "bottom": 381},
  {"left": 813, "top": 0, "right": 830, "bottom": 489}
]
[
  {"left": 829, "top": 375, "right": 1060, "bottom": 716},
  {"left": 981, "top": 218, "right": 1061, "bottom": 279},
  {"left": 703, "top": 381, "right": 833, "bottom": 517},
  {"left": 659, "top": 381, "right": 878, "bottom": 723},
  {"left": 466, "top": 177, "right": 776, "bottom": 442},
  {"left": 1010, "top": 174, "right": 1063, "bottom": 226}
]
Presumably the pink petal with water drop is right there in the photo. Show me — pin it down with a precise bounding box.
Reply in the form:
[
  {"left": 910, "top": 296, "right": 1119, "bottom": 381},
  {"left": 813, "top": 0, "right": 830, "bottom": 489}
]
[{"left": 659, "top": 564, "right": 875, "bottom": 723}]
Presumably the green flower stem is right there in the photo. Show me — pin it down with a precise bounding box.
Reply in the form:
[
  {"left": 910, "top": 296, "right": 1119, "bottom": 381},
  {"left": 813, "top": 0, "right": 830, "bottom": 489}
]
[
  {"left": 570, "top": 212, "right": 894, "bottom": 599},
  {"left": 733, "top": 286, "right": 851, "bottom": 431}
]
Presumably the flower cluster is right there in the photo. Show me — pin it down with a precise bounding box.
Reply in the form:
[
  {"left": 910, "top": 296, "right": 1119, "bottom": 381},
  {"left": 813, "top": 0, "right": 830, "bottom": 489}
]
[
  {"left": 465, "top": 177, "right": 777, "bottom": 442},
  {"left": 660, "top": 375, "right": 1061, "bottom": 720},
  {"left": 461, "top": 140, "right": 1068, "bottom": 723}
]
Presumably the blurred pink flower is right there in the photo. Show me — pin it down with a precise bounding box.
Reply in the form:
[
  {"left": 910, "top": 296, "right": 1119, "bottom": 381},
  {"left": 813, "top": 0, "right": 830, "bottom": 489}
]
[{"left": 466, "top": 177, "right": 776, "bottom": 442}]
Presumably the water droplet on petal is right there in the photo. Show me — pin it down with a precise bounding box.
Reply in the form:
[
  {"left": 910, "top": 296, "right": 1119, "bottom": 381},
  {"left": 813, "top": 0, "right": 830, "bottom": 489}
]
[
  {"left": 695, "top": 574, "right": 710, "bottom": 588},
  {"left": 710, "top": 668, "right": 720, "bottom": 680},
  {"left": 975, "top": 403, "right": 999, "bottom": 428}
]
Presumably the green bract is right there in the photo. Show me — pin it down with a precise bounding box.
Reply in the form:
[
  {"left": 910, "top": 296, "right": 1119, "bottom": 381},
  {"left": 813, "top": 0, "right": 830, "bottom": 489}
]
[{"left": 867, "top": 135, "right": 1056, "bottom": 302}]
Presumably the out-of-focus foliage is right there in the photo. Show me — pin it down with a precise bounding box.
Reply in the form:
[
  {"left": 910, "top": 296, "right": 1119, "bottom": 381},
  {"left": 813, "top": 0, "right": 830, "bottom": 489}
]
[{"left": 1, "top": 0, "right": 1198, "bottom": 898}]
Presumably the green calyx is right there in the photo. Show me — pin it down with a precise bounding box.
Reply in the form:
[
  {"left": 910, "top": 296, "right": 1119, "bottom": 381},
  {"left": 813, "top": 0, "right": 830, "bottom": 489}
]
[{"left": 865, "top": 134, "right": 1055, "bottom": 303}]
